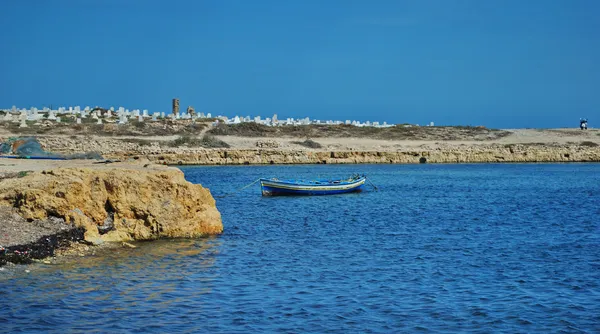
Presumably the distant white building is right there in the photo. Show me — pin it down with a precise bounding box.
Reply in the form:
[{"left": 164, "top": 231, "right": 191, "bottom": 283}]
[{"left": 3, "top": 105, "right": 400, "bottom": 128}]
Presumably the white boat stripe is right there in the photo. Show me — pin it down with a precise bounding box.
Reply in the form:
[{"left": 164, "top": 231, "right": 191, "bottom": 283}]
[{"left": 261, "top": 179, "right": 365, "bottom": 191}]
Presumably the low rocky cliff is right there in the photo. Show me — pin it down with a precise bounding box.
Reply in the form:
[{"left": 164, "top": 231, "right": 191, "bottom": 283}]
[
  {"left": 35, "top": 136, "right": 600, "bottom": 165},
  {"left": 105, "top": 145, "right": 600, "bottom": 165},
  {"left": 0, "top": 165, "right": 222, "bottom": 247}
]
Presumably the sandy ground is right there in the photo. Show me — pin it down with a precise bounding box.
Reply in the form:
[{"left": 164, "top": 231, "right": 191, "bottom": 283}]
[
  {"left": 0, "top": 128, "right": 598, "bottom": 159},
  {"left": 2, "top": 120, "right": 598, "bottom": 152},
  {"left": 0, "top": 159, "right": 173, "bottom": 173},
  {"left": 213, "top": 128, "right": 600, "bottom": 151}
]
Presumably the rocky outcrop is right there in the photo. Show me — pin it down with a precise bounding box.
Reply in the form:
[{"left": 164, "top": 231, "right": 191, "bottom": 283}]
[
  {"left": 0, "top": 165, "right": 222, "bottom": 246},
  {"left": 34, "top": 136, "right": 600, "bottom": 165},
  {"left": 101, "top": 145, "right": 600, "bottom": 165}
]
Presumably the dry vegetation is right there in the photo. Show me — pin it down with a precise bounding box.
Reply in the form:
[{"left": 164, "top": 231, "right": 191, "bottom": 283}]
[
  {"left": 1, "top": 118, "right": 210, "bottom": 137},
  {"left": 544, "top": 129, "right": 589, "bottom": 136},
  {"left": 291, "top": 139, "right": 323, "bottom": 149},
  {"left": 579, "top": 141, "right": 599, "bottom": 147},
  {"left": 208, "top": 123, "right": 511, "bottom": 141},
  {"left": 121, "top": 135, "right": 230, "bottom": 148},
  {"left": 2, "top": 116, "right": 511, "bottom": 141},
  {"left": 167, "top": 135, "right": 230, "bottom": 148}
]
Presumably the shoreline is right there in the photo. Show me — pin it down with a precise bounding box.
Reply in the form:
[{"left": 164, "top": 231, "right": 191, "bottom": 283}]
[
  {"left": 165, "top": 160, "right": 600, "bottom": 167},
  {"left": 1, "top": 126, "right": 599, "bottom": 266},
  {"left": 105, "top": 145, "right": 600, "bottom": 165},
  {"left": 24, "top": 127, "right": 600, "bottom": 165}
]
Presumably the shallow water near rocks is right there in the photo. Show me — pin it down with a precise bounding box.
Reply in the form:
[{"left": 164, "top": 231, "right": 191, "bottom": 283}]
[{"left": 1, "top": 163, "right": 599, "bottom": 333}]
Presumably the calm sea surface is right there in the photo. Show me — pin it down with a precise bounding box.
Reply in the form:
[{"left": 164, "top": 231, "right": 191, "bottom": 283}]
[{"left": 1, "top": 164, "right": 599, "bottom": 333}]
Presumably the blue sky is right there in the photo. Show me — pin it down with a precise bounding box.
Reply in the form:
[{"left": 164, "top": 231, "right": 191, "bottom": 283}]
[{"left": 1, "top": 0, "right": 598, "bottom": 128}]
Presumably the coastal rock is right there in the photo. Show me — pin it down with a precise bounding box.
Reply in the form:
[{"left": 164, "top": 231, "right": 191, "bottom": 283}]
[
  {"left": 28, "top": 132, "right": 600, "bottom": 165},
  {"left": 0, "top": 165, "right": 222, "bottom": 244},
  {"left": 255, "top": 139, "right": 279, "bottom": 148},
  {"left": 98, "top": 144, "right": 600, "bottom": 165}
]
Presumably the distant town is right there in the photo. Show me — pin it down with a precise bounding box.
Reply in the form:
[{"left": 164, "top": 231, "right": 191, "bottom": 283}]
[{"left": 1, "top": 99, "right": 434, "bottom": 128}]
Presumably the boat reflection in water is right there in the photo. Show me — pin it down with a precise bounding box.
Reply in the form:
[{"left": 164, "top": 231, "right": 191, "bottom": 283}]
[{"left": 259, "top": 174, "right": 367, "bottom": 196}]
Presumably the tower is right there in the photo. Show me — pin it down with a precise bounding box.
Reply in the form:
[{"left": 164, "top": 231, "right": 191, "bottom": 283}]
[{"left": 172, "top": 98, "right": 180, "bottom": 116}]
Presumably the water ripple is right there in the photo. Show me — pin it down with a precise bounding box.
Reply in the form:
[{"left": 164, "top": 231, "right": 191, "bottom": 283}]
[{"left": 1, "top": 164, "right": 599, "bottom": 333}]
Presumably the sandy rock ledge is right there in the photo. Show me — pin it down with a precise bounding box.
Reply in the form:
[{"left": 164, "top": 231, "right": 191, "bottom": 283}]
[{"left": 0, "top": 162, "right": 222, "bottom": 265}]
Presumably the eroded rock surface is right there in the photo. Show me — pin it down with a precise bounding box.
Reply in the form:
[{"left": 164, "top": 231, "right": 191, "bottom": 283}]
[
  {"left": 30, "top": 132, "right": 600, "bottom": 165},
  {"left": 0, "top": 165, "right": 222, "bottom": 245}
]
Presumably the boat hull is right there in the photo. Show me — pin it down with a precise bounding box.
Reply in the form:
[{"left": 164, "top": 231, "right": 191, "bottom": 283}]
[{"left": 260, "top": 177, "right": 366, "bottom": 196}]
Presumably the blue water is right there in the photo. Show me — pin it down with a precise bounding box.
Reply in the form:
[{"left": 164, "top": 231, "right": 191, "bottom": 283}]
[{"left": 1, "top": 164, "right": 599, "bottom": 333}]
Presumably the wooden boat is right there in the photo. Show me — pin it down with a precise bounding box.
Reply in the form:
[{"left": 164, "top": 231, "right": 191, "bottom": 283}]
[{"left": 259, "top": 175, "right": 366, "bottom": 196}]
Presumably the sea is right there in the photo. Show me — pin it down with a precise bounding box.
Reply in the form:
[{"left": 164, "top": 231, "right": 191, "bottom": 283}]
[{"left": 1, "top": 163, "right": 599, "bottom": 333}]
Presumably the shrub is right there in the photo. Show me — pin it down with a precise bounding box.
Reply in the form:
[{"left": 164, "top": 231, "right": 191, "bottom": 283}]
[
  {"left": 188, "top": 123, "right": 207, "bottom": 132},
  {"left": 208, "top": 122, "right": 276, "bottom": 137},
  {"left": 168, "top": 135, "right": 229, "bottom": 148},
  {"left": 199, "top": 135, "right": 230, "bottom": 148},
  {"left": 292, "top": 139, "right": 322, "bottom": 149},
  {"left": 17, "top": 171, "right": 30, "bottom": 178},
  {"left": 169, "top": 135, "right": 199, "bottom": 147},
  {"left": 580, "top": 141, "right": 599, "bottom": 147}
]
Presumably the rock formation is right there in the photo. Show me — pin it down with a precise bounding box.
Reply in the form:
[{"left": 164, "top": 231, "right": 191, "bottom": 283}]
[
  {"left": 0, "top": 165, "right": 222, "bottom": 245},
  {"left": 100, "top": 145, "right": 600, "bottom": 165},
  {"left": 32, "top": 136, "right": 600, "bottom": 165}
]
